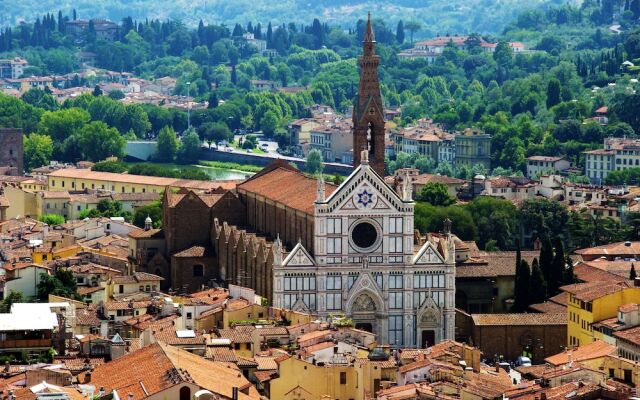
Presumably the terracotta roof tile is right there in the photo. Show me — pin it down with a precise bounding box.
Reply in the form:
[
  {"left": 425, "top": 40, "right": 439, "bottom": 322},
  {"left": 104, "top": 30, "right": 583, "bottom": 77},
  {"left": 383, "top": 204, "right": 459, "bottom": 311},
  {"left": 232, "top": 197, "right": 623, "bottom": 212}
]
[
  {"left": 128, "top": 228, "right": 164, "bottom": 239},
  {"left": 545, "top": 340, "right": 615, "bottom": 365},
  {"left": 471, "top": 313, "right": 567, "bottom": 326},
  {"left": 575, "top": 241, "right": 640, "bottom": 257},
  {"left": 76, "top": 306, "right": 102, "bottom": 325},
  {"left": 172, "top": 245, "right": 214, "bottom": 258},
  {"left": 237, "top": 165, "right": 337, "bottom": 214},
  {"left": 559, "top": 281, "right": 633, "bottom": 302},
  {"left": 206, "top": 346, "right": 238, "bottom": 363},
  {"left": 217, "top": 326, "right": 254, "bottom": 343}
]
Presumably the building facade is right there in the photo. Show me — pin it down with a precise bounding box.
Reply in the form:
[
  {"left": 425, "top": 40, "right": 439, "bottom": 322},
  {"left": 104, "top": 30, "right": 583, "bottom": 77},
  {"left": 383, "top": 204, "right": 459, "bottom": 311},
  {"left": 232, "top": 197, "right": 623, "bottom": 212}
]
[
  {"left": 272, "top": 154, "right": 456, "bottom": 347},
  {"left": 0, "top": 58, "right": 27, "bottom": 79},
  {"left": 526, "top": 156, "right": 571, "bottom": 179},
  {"left": 454, "top": 128, "right": 491, "bottom": 170},
  {"left": 584, "top": 138, "right": 640, "bottom": 184}
]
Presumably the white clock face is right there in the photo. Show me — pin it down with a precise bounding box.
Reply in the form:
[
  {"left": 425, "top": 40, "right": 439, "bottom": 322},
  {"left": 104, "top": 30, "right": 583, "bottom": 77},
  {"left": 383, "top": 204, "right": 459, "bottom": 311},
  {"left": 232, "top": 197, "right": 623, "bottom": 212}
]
[{"left": 355, "top": 188, "right": 376, "bottom": 210}]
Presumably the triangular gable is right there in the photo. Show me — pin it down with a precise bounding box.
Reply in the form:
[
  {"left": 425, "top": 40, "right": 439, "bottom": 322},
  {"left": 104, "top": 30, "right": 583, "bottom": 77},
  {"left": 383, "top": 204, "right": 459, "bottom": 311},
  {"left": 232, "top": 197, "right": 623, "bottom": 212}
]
[
  {"left": 291, "top": 293, "right": 311, "bottom": 314},
  {"left": 356, "top": 94, "right": 384, "bottom": 125},
  {"left": 282, "top": 242, "right": 315, "bottom": 267},
  {"left": 323, "top": 162, "right": 407, "bottom": 214},
  {"left": 413, "top": 241, "right": 445, "bottom": 265}
]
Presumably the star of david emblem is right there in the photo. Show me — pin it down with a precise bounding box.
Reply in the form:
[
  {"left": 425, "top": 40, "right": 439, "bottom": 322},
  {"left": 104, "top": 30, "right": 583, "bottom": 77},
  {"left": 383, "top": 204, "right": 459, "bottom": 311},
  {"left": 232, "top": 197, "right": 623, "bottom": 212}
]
[{"left": 357, "top": 190, "right": 374, "bottom": 207}]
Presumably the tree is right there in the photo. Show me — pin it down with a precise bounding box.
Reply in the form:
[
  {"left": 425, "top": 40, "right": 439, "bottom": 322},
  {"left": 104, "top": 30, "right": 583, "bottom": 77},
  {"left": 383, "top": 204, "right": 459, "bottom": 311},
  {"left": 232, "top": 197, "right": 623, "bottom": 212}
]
[
  {"left": 513, "top": 259, "right": 531, "bottom": 311},
  {"left": 416, "top": 182, "right": 455, "bottom": 206},
  {"left": 74, "top": 121, "right": 125, "bottom": 162},
  {"left": 631, "top": 263, "right": 637, "bottom": 281},
  {"left": 177, "top": 128, "right": 201, "bottom": 164},
  {"left": 0, "top": 290, "right": 24, "bottom": 312},
  {"left": 260, "top": 111, "right": 279, "bottom": 136},
  {"left": 23, "top": 133, "right": 53, "bottom": 171},
  {"left": 156, "top": 126, "right": 179, "bottom": 162},
  {"left": 21, "top": 88, "right": 57, "bottom": 111},
  {"left": 92, "top": 85, "right": 103, "bottom": 97},
  {"left": 404, "top": 21, "right": 421, "bottom": 44},
  {"left": 198, "top": 122, "right": 232, "bottom": 148},
  {"left": 108, "top": 90, "right": 125, "bottom": 100},
  {"left": 91, "top": 160, "right": 127, "bottom": 173},
  {"left": 39, "top": 214, "right": 65, "bottom": 225},
  {"left": 396, "top": 21, "right": 405, "bottom": 44},
  {"left": 546, "top": 79, "right": 561, "bottom": 109},
  {"left": 519, "top": 198, "right": 569, "bottom": 241},
  {"left": 529, "top": 259, "right": 548, "bottom": 304},
  {"left": 208, "top": 91, "right": 218, "bottom": 109},
  {"left": 133, "top": 201, "right": 162, "bottom": 229},
  {"left": 539, "top": 235, "right": 554, "bottom": 285},
  {"left": 549, "top": 238, "right": 565, "bottom": 295},
  {"left": 466, "top": 196, "right": 517, "bottom": 250},
  {"left": 306, "top": 149, "right": 324, "bottom": 174},
  {"left": 37, "top": 269, "right": 79, "bottom": 301}
]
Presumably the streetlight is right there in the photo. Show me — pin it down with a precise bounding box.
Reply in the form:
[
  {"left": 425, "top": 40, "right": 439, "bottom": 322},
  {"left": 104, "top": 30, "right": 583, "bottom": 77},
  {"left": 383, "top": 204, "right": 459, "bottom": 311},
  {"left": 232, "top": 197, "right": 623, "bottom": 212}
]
[{"left": 186, "top": 81, "right": 191, "bottom": 130}]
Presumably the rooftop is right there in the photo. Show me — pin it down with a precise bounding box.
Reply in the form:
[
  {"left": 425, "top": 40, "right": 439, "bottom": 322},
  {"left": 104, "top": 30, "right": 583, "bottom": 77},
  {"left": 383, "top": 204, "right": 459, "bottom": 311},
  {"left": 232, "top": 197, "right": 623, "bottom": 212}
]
[
  {"left": 559, "top": 280, "right": 633, "bottom": 302},
  {"left": 545, "top": 340, "right": 615, "bottom": 366},
  {"left": 471, "top": 313, "right": 566, "bottom": 326}
]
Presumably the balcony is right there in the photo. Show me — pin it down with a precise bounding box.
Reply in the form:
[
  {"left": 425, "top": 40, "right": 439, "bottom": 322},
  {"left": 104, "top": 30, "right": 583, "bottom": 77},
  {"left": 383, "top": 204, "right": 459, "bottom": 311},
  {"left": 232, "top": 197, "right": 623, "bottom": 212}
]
[{"left": 0, "top": 339, "right": 52, "bottom": 349}]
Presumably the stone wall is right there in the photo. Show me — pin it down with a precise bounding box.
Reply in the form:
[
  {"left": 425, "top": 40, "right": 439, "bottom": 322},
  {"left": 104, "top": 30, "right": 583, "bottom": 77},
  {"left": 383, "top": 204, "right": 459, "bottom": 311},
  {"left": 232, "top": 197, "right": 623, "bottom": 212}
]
[{"left": 0, "top": 128, "right": 24, "bottom": 175}]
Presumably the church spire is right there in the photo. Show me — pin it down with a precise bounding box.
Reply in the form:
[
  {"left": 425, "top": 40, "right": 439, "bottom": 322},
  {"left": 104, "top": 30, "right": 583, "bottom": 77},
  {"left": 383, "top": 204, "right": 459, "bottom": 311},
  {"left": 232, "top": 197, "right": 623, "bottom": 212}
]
[{"left": 363, "top": 12, "right": 375, "bottom": 47}]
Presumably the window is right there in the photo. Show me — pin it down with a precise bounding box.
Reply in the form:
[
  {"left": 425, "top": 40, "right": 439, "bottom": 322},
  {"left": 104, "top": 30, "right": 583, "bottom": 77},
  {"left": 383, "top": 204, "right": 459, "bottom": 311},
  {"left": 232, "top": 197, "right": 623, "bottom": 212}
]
[
  {"left": 62, "top": 181, "right": 65, "bottom": 188},
  {"left": 413, "top": 274, "right": 445, "bottom": 289},
  {"left": 326, "top": 293, "right": 342, "bottom": 310},
  {"left": 193, "top": 264, "right": 204, "bottom": 277},
  {"left": 389, "top": 274, "right": 403, "bottom": 289},
  {"left": 389, "top": 237, "right": 403, "bottom": 253},
  {"left": 327, "top": 218, "right": 342, "bottom": 234},
  {"left": 284, "top": 275, "right": 316, "bottom": 291},
  {"left": 389, "top": 292, "right": 403, "bottom": 309},
  {"left": 340, "top": 372, "right": 347, "bottom": 385},
  {"left": 389, "top": 315, "right": 403, "bottom": 346},
  {"left": 389, "top": 217, "right": 403, "bottom": 234},
  {"left": 373, "top": 273, "right": 383, "bottom": 289},
  {"left": 186, "top": 312, "right": 192, "bottom": 319},
  {"left": 327, "top": 237, "right": 342, "bottom": 254},
  {"left": 347, "top": 274, "right": 359, "bottom": 290},
  {"left": 145, "top": 285, "right": 151, "bottom": 292},
  {"left": 326, "top": 275, "right": 342, "bottom": 290},
  {"left": 139, "top": 285, "right": 144, "bottom": 292},
  {"left": 414, "top": 291, "right": 445, "bottom": 308},
  {"left": 119, "top": 285, "right": 124, "bottom": 294},
  {"left": 81, "top": 183, "right": 85, "bottom": 189}
]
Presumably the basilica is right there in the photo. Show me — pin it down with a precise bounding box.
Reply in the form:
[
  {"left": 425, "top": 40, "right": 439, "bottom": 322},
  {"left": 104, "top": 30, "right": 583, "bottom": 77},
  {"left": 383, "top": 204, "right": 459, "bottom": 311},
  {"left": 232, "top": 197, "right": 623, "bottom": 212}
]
[
  {"left": 271, "top": 15, "right": 455, "bottom": 347},
  {"left": 133, "top": 15, "right": 456, "bottom": 348}
]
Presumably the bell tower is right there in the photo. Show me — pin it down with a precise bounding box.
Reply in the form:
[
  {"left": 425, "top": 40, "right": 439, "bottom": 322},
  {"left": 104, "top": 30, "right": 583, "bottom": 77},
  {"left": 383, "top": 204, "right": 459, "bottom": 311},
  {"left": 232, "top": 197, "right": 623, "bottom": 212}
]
[{"left": 353, "top": 13, "right": 385, "bottom": 177}]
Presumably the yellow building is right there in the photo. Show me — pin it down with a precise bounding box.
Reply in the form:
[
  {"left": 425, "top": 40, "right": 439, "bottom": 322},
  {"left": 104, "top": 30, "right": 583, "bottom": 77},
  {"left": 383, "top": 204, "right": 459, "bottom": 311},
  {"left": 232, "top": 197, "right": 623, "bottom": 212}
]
[
  {"left": 562, "top": 281, "right": 640, "bottom": 346},
  {"left": 33, "top": 244, "right": 82, "bottom": 264},
  {"left": 46, "top": 169, "right": 232, "bottom": 194},
  {"left": 20, "top": 178, "right": 46, "bottom": 193},
  {"left": 3, "top": 185, "right": 38, "bottom": 218},
  {"left": 271, "top": 354, "right": 396, "bottom": 400}
]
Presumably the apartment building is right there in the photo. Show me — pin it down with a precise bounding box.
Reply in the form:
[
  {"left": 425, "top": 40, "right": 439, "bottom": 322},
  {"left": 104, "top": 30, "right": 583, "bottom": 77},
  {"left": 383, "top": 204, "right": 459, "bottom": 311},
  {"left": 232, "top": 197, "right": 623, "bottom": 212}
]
[{"left": 585, "top": 138, "right": 640, "bottom": 184}]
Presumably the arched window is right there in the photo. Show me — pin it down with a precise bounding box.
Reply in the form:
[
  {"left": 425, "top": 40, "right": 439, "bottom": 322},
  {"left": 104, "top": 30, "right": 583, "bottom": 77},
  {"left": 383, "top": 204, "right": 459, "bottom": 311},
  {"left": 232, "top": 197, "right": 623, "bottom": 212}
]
[
  {"left": 179, "top": 386, "right": 191, "bottom": 400},
  {"left": 145, "top": 285, "right": 151, "bottom": 292}
]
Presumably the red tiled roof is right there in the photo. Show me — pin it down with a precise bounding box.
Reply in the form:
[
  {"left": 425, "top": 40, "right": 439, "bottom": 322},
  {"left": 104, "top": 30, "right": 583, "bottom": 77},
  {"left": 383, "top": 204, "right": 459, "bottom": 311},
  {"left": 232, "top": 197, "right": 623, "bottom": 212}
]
[
  {"left": 172, "top": 245, "right": 214, "bottom": 258},
  {"left": 545, "top": 340, "right": 615, "bottom": 365},
  {"left": 471, "top": 313, "right": 566, "bottom": 326},
  {"left": 559, "top": 281, "right": 633, "bottom": 302},
  {"left": 237, "top": 164, "right": 337, "bottom": 214}
]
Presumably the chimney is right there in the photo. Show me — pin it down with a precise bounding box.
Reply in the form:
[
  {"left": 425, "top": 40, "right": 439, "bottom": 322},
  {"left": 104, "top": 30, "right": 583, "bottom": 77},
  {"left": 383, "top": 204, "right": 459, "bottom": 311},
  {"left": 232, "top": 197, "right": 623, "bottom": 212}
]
[
  {"left": 495, "top": 363, "right": 500, "bottom": 373},
  {"left": 541, "top": 392, "right": 547, "bottom": 400},
  {"left": 84, "top": 371, "right": 92, "bottom": 383},
  {"left": 232, "top": 387, "right": 239, "bottom": 400}
]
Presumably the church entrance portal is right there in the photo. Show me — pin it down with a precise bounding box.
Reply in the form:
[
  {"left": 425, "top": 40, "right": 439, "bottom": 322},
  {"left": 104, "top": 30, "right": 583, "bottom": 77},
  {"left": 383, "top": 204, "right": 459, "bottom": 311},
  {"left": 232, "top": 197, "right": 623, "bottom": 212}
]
[
  {"left": 421, "top": 330, "right": 436, "bottom": 348},
  {"left": 350, "top": 293, "right": 378, "bottom": 336}
]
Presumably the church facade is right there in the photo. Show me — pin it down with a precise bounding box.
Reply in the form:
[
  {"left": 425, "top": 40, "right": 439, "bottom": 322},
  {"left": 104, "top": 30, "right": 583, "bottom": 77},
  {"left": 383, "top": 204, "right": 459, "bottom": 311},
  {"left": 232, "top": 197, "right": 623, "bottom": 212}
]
[{"left": 272, "top": 15, "right": 456, "bottom": 347}]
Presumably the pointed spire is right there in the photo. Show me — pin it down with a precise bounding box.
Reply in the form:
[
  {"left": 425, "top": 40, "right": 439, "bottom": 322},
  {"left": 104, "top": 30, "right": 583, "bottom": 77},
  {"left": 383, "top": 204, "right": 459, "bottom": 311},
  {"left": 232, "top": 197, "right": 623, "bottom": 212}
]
[{"left": 364, "top": 12, "right": 375, "bottom": 43}]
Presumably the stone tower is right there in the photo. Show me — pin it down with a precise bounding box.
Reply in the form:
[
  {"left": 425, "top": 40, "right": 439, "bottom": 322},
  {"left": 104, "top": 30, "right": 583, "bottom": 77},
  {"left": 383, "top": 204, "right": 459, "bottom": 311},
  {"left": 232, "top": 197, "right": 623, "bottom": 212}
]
[
  {"left": 352, "top": 13, "right": 385, "bottom": 177},
  {"left": 0, "top": 128, "right": 24, "bottom": 175}
]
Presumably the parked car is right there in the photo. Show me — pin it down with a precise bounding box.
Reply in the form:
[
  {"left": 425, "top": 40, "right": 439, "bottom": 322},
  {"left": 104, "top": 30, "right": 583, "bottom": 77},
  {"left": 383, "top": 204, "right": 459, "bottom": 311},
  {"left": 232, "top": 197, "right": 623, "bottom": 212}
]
[{"left": 516, "top": 356, "right": 532, "bottom": 367}]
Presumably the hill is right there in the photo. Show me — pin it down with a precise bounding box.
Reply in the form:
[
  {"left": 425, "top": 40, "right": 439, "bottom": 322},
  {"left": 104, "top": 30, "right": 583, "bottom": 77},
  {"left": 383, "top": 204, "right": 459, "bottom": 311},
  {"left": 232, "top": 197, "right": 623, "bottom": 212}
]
[{"left": 2, "top": 0, "right": 570, "bottom": 35}]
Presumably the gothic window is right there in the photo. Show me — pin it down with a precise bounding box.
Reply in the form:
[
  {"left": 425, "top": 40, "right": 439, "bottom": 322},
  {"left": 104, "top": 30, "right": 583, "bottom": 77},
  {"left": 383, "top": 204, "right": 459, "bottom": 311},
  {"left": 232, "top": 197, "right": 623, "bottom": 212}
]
[
  {"left": 389, "top": 292, "right": 403, "bottom": 309},
  {"left": 389, "top": 274, "right": 403, "bottom": 289},
  {"left": 326, "top": 275, "right": 342, "bottom": 290},
  {"left": 389, "top": 218, "right": 403, "bottom": 234},
  {"left": 414, "top": 291, "right": 444, "bottom": 308},
  {"left": 326, "top": 293, "right": 342, "bottom": 310},
  {"left": 327, "top": 237, "right": 342, "bottom": 254},
  {"left": 327, "top": 218, "right": 342, "bottom": 234},
  {"left": 389, "top": 237, "right": 403, "bottom": 253},
  {"left": 373, "top": 272, "right": 383, "bottom": 289},
  {"left": 388, "top": 316, "right": 403, "bottom": 346},
  {"left": 347, "top": 273, "right": 359, "bottom": 290}
]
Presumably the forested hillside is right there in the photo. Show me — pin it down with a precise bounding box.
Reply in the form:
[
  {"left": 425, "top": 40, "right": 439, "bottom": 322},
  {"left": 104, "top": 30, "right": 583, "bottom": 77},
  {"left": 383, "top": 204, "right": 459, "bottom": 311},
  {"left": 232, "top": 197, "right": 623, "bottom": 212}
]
[{"left": 2, "top": 0, "right": 569, "bottom": 35}]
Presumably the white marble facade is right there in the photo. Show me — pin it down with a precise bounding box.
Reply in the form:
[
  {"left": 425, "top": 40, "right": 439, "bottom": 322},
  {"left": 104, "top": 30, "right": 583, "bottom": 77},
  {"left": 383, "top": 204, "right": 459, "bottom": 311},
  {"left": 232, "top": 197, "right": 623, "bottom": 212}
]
[{"left": 273, "top": 152, "right": 456, "bottom": 347}]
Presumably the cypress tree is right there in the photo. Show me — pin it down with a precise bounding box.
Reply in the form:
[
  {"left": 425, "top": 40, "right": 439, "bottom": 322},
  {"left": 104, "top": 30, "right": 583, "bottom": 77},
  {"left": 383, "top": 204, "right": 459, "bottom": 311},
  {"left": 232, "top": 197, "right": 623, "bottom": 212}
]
[
  {"left": 631, "top": 263, "right": 637, "bottom": 281},
  {"left": 529, "top": 259, "right": 548, "bottom": 304},
  {"left": 396, "top": 20, "right": 405, "bottom": 44},
  {"left": 539, "top": 236, "right": 554, "bottom": 285},
  {"left": 514, "top": 259, "right": 531, "bottom": 312},
  {"left": 550, "top": 238, "right": 565, "bottom": 295}
]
